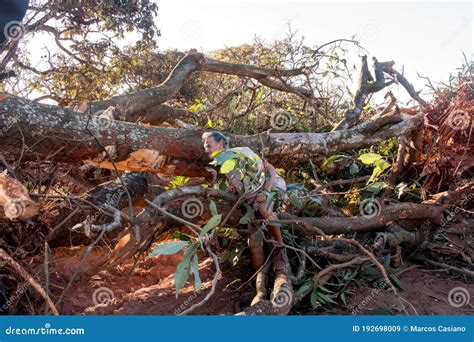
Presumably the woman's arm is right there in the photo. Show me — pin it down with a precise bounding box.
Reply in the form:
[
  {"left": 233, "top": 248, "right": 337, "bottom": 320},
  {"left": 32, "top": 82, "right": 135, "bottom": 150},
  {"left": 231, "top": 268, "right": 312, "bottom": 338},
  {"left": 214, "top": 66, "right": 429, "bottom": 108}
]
[{"left": 264, "top": 162, "right": 277, "bottom": 192}]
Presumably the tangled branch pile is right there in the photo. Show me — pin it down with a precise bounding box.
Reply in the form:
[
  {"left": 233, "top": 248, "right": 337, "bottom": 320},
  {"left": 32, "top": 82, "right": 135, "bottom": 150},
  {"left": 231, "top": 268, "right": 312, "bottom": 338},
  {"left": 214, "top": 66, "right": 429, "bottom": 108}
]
[{"left": 0, "top": 45, "right": 472, "bottom": 316}]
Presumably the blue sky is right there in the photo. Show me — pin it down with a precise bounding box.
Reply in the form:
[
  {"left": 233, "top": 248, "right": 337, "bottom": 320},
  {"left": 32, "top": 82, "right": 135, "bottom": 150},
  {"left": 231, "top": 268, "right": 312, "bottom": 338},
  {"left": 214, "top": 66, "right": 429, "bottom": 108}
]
[{"left": 155, "top": 0, "right": 472, "bottom": 103}]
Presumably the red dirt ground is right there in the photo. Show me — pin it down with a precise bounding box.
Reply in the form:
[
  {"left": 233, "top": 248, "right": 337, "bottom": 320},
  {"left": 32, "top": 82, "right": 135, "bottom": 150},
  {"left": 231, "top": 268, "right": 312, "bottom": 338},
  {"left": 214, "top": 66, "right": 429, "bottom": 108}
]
[{"left": 27, "top": 244, "right": 473, "bottom": 316}]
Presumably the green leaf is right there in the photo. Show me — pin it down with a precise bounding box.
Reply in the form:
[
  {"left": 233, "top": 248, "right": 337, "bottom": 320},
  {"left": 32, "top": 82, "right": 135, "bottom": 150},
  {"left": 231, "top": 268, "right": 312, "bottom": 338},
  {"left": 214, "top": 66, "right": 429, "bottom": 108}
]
[
  {"left": 169, "top": 176, "right": 190, "bottom": 188},
  {"left": 190, "top": 254, "right": 202, "bottom": 290},
  {"left": 340, "top": 292, "right": 347, "bottom": 305},
  {"left": 172, "top": 231, "right": 194, "bottom": 242},
  {"left": 149, "top": 241, "right": 188, "bottom": 256},
  {"left": 174, "top": 244, "right": 198, "bottom": 296},
  {"left": 359, "top": 153, "right": 383, "bottom": 165},
  {"left": 361, "top": 266, "right": 383, "bottom": 282},
  {"left": 310, "top": 289, "right": 319, "bottom": 309},
  {"left": 263, "top": 190, "right": 276, "bottom": 211},
  {"left": 316, "top": 291, "right": 337, "bottom": 304},
  {"left": 199, "top": 214, "right": 222, "bottom": 239},
  {"left": 368, "top": 159, "right": 391, "bottom": 182},
  {"left": 212, "top": 151, "right": 238, "bottom": 166},
  {"left": 389, "top": 273, "right": 405, "bottom": 290},
  {"left": 293, "top": 281, "right": 312, "bottom": 299},
  {"left": 349, "top": 163, "right": 360, "bottom": 176},
  {"left": 317, "top": 285, "right": 335, "bottom": 294},
  {"left": 323, "top": 154, "right": 345, "bottom": 167},
  {"left": 366, "top": 181, "right": 387, "bottom": 193},
  {"left": 374, "top": 159, "right": 391, "bottom": 171},
  {"left": 220, "top": 158, "right": 237, "bottom": 174},
  {"left": 286, "top": 183, "right": 306, "bottom": 191},
  {"left": 288, "top": 192, "right": 304, "bottom": 209},
  {"left": 239, "top": 205, "right": 255, "bottom": 224},
  {"left": 209, "top": 200, "right": 218, "bottom": 216}
]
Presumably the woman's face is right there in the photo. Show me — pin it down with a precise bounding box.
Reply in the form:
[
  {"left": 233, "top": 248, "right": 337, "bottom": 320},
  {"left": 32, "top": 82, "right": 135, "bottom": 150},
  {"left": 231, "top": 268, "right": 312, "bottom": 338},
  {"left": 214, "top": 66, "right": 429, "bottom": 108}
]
[{"left": 203, "top": 136, "right": 224, "bottom": 158}]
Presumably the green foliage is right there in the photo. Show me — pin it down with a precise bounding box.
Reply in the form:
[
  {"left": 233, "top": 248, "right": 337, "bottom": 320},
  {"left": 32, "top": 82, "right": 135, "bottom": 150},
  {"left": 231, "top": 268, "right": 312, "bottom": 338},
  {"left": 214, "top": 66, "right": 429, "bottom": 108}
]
[
  {"left": 239, "top": 204, "right": 255, "bottom": 224},
  {"left": 199, "top": 214, "right": 222, "bottom": 240},
  {"left": 166, "top": 176, "right": 190, "bottom": 189},
  {"left": 149, "top": 241, "right": 188, "bottom": 256},
  {"left": 359, "top": 153, "right": 383, "bottom": 165},
  {"left": 322, "top": 154, "right": 347, "bottom": 167},
  {"left": 310, "top": 284, "right": 337, "bottom": 309},
  {"left": 358, "top": 152, "right": 392, "bottom": 183},
  {"left": 174, "top": 243, "right": 199, "bottom": 296},
  {"left": 212, "top": 150, "right": 262, "bottom": 194},
  {"left": 220, "top": 158, "right": 238, "bottom": 174},
  {"left": 8, "top": 1, "right": 159, "bottom": 104},
  {"left": 220, "top": 242, "right": 248, "bottom": 267},
  {"left": 209, "top": 200, "right": 218, "bottom": 216}
]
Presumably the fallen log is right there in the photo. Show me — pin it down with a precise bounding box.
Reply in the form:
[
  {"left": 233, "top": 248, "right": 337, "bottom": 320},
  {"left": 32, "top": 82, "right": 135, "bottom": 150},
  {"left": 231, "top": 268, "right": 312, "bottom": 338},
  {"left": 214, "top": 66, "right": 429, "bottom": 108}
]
[{"left": 0, "top": 92, "right": 422, "bottom": 171}]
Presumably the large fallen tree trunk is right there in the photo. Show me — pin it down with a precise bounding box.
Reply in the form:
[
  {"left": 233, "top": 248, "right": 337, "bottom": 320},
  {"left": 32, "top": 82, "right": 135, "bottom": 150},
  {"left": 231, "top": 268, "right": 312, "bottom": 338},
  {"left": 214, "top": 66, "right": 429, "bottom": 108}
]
[{"left": 0, "top": 93, "right": 422, "bottom": 174}]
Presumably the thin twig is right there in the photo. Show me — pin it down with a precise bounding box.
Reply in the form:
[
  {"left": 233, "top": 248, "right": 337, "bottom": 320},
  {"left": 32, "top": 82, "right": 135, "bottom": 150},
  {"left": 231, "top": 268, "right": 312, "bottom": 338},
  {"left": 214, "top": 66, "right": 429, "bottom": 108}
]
[{"left": 0, "top": 248, "right": 59, "bottom": 315}]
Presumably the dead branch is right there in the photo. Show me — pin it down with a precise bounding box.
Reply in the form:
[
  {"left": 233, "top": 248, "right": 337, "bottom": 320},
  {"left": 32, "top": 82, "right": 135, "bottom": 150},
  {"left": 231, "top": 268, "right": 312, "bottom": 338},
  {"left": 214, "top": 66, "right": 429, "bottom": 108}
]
[{"left": 0, "top": 248, "right": 59, "bottom": 315}]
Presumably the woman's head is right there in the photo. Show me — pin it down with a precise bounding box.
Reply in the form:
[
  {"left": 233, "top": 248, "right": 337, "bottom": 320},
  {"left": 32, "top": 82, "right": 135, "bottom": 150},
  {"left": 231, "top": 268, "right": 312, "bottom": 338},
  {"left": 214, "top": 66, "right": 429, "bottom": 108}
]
[{"left": 202, "top": 131, "right": 229, "bottom": 158}]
